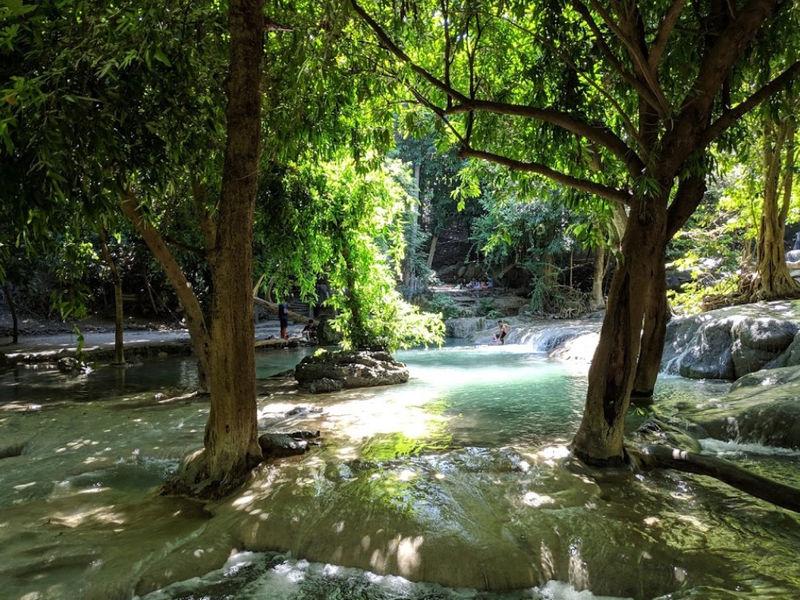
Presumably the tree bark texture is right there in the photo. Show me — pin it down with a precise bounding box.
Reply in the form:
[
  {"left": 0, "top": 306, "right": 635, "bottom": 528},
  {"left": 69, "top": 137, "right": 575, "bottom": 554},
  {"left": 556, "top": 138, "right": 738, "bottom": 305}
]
[
  {"left": 199, "top": 0, "right": 266, "bottom": 495},
  {"left": 572, "top": 194, "right": 668, "bottom": 465},
  {"left": 3, "top": 283, "right": 18, "bottom": 344},
  {"left": 591, "top": 245, "right": 605, "bottom": 309},
  {"left": 98, "top": 228, "right": 125, "bottom": 365},
  {"left": 630, "top": 251, "right": 667, "bottom": 405},
  {"left": 754, "top": 114, "right": 799, "bottom": 300}
]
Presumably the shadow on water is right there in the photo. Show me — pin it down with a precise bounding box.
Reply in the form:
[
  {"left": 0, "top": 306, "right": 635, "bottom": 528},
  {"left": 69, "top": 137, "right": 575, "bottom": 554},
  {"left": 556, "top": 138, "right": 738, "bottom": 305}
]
[{"left": 1, "top": 343, "right": 799, "bottom": 599}]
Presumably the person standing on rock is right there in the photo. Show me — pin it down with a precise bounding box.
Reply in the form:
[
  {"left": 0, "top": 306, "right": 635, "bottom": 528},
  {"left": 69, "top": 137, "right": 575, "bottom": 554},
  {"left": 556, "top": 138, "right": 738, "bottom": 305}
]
[
  {"left": 494, "top": 320, "right": 510, "bottom": 345},
  {"left": 278, "top": 302, "right": 289, "bottom": 340}
]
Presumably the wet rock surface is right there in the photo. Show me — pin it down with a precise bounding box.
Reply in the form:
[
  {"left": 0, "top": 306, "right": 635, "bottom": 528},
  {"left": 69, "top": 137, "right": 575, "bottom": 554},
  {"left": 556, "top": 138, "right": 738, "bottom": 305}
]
[
  {"left": 689, "top": 365, "right": 800, "bottom": 449},
  {"left": 258, "top": 431, "right": 320, "bottom": 459},
  {"left": 295, "top": 350, "right": 409, "bottom": 393},
  {"left": 663, "top": 301, "right": 800, "bottom": 380}
]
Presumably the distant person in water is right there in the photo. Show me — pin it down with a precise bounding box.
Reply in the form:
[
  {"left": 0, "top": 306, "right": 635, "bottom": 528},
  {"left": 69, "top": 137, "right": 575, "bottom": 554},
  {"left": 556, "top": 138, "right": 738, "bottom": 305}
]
[
  {"left": 302, "top": 318, "right": 317, "bottom": 342},
  {"left": 494, "top": 320, "right": 510, "bottom": 344},
  {"left": 278, "top": 302, "right": 289, "bottom": 340}
]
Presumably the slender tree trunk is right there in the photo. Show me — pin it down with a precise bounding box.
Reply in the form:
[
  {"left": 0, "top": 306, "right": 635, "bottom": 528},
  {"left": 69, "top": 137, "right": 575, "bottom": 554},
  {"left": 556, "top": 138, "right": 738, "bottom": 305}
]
[
  {"left": 631, "top": 250, "right": 667, "bottom": 405},
  {"left": 403, "top": 161, "right": 422, "bottom": 286},
  {"left": 98, "top": 229, "right": 125, "bottom": 365},
  {"left": 426, "top": 234, "right": 438, "bottom": 269},
  {"left": 572, "top": 194, "right": 667, "bottom": 465},
  {"left": 3, "top": 283, "right": 18, "bottom": 344},
  {"left": 754, "top": 115, "right": 799, "bottom": 299},
  {"left": 121, "top": 193, "right": 211, "bottom": 391},
  {"left": 591, "top": 245, "right": 605, "bottom": 309},
  {"left": 197, "top": 0, "right": 265, "bottom": 494}
]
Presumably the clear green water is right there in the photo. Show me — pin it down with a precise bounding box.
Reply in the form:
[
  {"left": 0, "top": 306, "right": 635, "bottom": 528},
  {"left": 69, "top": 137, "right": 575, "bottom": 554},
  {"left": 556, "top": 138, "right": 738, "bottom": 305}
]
[{"left": 1, "top": 344, "right": 799, "bottom": 600}]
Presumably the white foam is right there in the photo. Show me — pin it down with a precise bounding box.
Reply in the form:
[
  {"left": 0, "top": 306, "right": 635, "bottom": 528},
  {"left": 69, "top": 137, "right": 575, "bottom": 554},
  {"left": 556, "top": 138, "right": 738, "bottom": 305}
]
[{"left": 699, "top": 438, "right": 800, "bottom": 457}]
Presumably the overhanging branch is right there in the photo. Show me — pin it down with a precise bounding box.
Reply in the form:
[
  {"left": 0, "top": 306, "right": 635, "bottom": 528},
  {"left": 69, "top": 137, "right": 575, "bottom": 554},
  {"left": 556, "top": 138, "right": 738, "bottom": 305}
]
[
  {"left": 700, "top": 61, "right": 800, "bottom": 147},
  {"left": 459, "top": 146, "right": 632, "bottom": 206},
  {"left": 350, "top": 0, "right": 643, "bottom": 176}
]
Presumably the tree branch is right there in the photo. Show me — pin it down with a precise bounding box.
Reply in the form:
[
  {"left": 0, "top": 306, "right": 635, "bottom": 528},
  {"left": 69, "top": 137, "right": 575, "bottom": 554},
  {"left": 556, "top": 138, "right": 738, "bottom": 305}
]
[
  {"left": 649, "top": 0, "right": 688, "bottom": 69},
  {"left": 447, "top": 99, "right": 643, "bottom": 175},
  {"left": 458, "top": 146, "right": 632, "bottom": 205},
  {"left": 666, "top": 172, "right": 707, "bottom": 239},
  {"left": 589, "top": 0, "right": 671, "bottom": 114},
  {"left": 569, "top": 0, "right": 666, "bottom": 116},
  {"left": 350, "top": 0, "right": 642, "bottom": 176},
  {"left": 699, "top": 61, "right": 800, "bottom": 147}
]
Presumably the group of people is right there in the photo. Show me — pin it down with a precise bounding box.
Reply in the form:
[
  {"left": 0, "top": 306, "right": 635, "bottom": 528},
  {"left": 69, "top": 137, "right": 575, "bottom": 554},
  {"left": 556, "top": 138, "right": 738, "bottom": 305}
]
[
  {"left": 463, "top": 277, "right": 494, "bottom": 292},
  {"left": 277, "top": 302, "right": 318, "bottom": 343}
]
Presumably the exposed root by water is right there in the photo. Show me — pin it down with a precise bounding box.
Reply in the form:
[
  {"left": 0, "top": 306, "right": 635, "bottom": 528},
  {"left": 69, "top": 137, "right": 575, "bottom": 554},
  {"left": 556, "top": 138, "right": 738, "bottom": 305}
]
[
  {"left": 161, "top": 448, "right": 263, "bottom": 500},
  {"left": 629, "top": 444, "right": 800, "bottom": 513}
]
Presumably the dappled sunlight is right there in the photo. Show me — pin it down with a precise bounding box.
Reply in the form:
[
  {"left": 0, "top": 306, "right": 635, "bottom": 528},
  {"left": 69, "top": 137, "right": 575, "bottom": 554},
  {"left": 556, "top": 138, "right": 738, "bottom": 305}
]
[{"left": 2, "top": 347, "right": 800, "bottom": 598}]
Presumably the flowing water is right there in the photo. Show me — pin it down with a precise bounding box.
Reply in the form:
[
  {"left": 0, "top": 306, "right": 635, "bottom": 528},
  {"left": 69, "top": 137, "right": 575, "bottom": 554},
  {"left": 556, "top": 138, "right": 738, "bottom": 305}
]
[{"left": 1, "top": 343, "right": 799, "bottom": 600}]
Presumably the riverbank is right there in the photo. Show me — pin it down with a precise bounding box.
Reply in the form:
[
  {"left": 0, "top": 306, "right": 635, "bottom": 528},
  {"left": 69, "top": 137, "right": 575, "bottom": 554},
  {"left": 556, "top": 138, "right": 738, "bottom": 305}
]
[{"left": 0, "top": 321, "right": 308, "bottom": 367}]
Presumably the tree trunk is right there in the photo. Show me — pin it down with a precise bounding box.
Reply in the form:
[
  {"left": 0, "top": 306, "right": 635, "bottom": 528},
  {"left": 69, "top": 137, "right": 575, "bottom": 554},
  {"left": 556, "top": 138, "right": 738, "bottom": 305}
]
[
  {"left": 403, "top": 161, "right": 421, "bottom": 285},
  {"left": 591, "top": 245, "right": 605, "bottom": 309},
  {"left": 754, "top": 115, "right": 799, "bottom": 300},
  {"left": 3, "top": 283, "right": 18, "bottom": 344},
  {"left": 98, "top": 229, "right": 125, "bottom": 365},
  {"left": 572, "top": 194, "right": 667, "bottom": 465},
  {"left": 426, "top": 234, "right": 438, "bottom": 269},
  {"left": 121, "top": 193, "right": 211, "bottom": 391},
  {"left": 631, "top": 250, "right": 667, "bottom": 405},
  {"left": 194, "top": 0, "right": 265, "bottom": 496}
]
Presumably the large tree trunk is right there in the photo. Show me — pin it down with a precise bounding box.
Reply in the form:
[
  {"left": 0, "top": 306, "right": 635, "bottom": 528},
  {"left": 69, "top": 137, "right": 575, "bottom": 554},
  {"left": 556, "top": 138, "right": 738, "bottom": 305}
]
[
  {"left": 753, "top": 115, "right": 799, "bottom": 300},
  {"left": 572, "top": 194, "right": 667, "bottom": 465},
  {"left": 98, "top": 228, "right": 125, "bottom": 365},
  {"left": 630, "top": 250, "right": 667, "bottom": 405},
  {"left": 591, "top": 245, "right": 605, "bottom": 309},
  {"left": 3, "top": 282, "right": 19, "bottom": 344},
  {"left": 194, "top": 0, "right": 265, "bottom": 495}
]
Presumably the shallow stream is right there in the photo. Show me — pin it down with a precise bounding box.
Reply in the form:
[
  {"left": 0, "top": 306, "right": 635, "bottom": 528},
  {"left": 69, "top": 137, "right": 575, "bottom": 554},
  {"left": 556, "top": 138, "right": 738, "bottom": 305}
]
[{"left": 1, "top": 343, "right": 799, "bottom": 599}]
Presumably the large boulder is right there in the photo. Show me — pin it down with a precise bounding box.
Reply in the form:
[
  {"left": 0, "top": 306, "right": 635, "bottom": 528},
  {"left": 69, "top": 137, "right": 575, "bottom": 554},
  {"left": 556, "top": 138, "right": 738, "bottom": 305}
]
[
  {"left": 663, "top": 302, "right": 800, "bottom": 380},
  {"left": 295, "top": 350, "right": 409, "bottom": 393},
  {"left": 674, "top": 318, "right": 736, "bottom": 380}
]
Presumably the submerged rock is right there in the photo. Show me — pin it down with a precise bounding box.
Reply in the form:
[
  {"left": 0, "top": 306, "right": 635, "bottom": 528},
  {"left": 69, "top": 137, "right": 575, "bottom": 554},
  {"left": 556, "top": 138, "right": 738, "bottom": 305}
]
[
  {"left": 258, "top": 431, "right": 320, "bottom": 459},
  {"left": 295, "top": 350, "right": 409, "bottom": 393},
  {"left": 56, "top": 356, "right": 87, "bottom": 374}
]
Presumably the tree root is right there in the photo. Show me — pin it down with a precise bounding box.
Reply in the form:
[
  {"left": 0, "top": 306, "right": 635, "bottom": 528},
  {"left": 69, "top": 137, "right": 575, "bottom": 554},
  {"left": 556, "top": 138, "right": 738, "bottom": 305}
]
[{"left": 629, "top": 444, "right": 800, "bottom": 513}]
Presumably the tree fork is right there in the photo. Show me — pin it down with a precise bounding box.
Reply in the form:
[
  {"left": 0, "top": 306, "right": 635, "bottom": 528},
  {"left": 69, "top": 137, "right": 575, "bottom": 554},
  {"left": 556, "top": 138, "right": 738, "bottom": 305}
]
[{"left": 572, "top": 194, "right": 668, "bottom": 464}]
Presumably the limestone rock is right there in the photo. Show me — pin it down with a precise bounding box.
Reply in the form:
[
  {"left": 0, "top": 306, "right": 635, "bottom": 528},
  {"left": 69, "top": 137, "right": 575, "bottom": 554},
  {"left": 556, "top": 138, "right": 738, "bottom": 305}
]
[
  {"left": 57, "top": 356, "right": 85, "bottom": 374},
  {"left": 663, "top": 303, "right": 800, "bottom": 380},
  {"left": 676, "top": 318, "right": 736, "bottom": 380},
  {"left": 445, "top": 317, "right": 486, "bottom": 339},
  {"left": 295, "top": 350, "right": 409, "bottom": 393}
]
